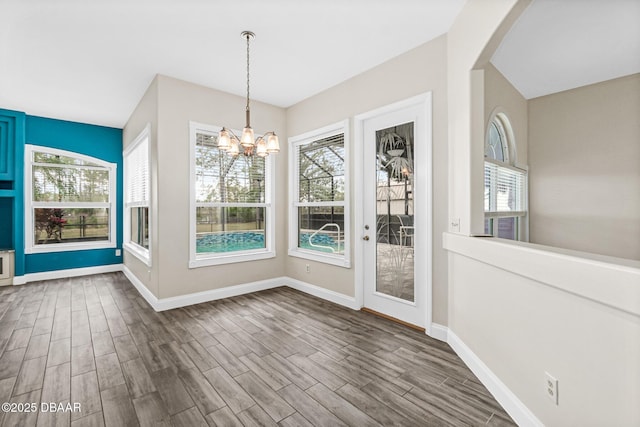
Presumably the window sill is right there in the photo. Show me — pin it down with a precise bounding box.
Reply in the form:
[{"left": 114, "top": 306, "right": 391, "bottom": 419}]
[
  {"left": 288, "top": 248, "right": 351, "bottom": 268},
  {"left": 189, "top": 249, "right": 276, "bottom": 268},
  {"left": 124, "top": 243, "right": 151, "bottom": 267},
  {"left": 26, "top": 240, "right": 116, "bottom": 254}
]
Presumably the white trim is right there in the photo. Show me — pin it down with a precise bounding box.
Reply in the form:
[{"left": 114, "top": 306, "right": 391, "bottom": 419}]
[
  {"left": 123, "top": 265, "right": 286, "bottom": 311},
  {"left": 354, "top": 93, "right": 433, "bottom": 330},
  {"left": 485, "top": 107, "right": 514, "bottom": 164},
  {"left": 283, "top": 277, "right": 361, "bottom": 310},
  {"left": 27, "top": 241, "right": 115, "bottom": 254},
  {"left": 288, "top": 248, "right": 351, "bottom": 268},
  {"left": 16, "top": 263, "right": 361, "bottom": 313},
  {"left": 288, "top": 120, "right": 351, "bottom": 269},
  {"left": 123, "top": 124, "right": 152, "bottom": 267},
  {"left": 122, "top": 265, "right": 360, "bottom": 312},
  {"left": 189, "top": 121, "right": 275, "bottom": 268},
  {"left": 12, "top": 276, "right": 27, "bottom": 285},
  {"left": 121, "top": 264, "right": 158, "bottom": 307},
  {"left": 15, "top": 264, "right": 122, "bottom": 285},
  {"left": 352, "top": 116, "right": 364, "bottom": 309},
  {"left": 189, "top": 249, "right": 275, "bottom": 268},
  {"left": 123, "top": 242, "right": 151, "bottom": 267},
  {"left": 428, "top": 322, "right": 449, "bottom": 342},
  {"left": 24, "top": 144, "right": 117, "bottom": 254},
  {"left": 447, "top": 328, "right": 544, "bottom": 427},
  {"left": 444, "top": 232, "right": 640, "bottom": 316},
  {"left": 197, "top": 202, "right": 270, "bottom": 209}
]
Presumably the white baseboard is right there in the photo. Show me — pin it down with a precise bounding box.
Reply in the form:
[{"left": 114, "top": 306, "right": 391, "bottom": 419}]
[
  {"left": 428, "top": 322, "right": 449, "bottom": 342},
  {"left": 14, "top": 264, "right": 123, "bottom": 285},
  {"left": 152, "top": 277, "right": 288, "bottom": 311},
  {"left": 122, "top": 266, "right": 287, "bottom": 311},
  {"left": 11, "top": 276, "right": 26, "bottom": 285},
  {"left": 283, "top": 277, "right": 361, "bottom": 310},
  {"left": 121, "top": 265, "right": 160, "bottom": 309},
  {"left": 447, "top": 328, "right": 543, "bottom": 427},
  {"left": 115, "top": 266, "right": 362, "bottom": 312}
]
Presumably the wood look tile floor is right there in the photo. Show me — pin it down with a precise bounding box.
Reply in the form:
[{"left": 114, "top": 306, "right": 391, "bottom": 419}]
[{"left": 0, "top": 273, "right": 516, "bottom": 427}]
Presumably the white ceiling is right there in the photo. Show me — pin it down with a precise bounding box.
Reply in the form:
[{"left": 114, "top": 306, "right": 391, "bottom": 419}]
[
  {"left": 491, "top": 0, "right": 640, "bottom": 100},
  {"left": 2, "top": 1, "right": 638, "bottom": 129},
  {"left": 0, "top": 0, "right": 465, "bottom": 128}
]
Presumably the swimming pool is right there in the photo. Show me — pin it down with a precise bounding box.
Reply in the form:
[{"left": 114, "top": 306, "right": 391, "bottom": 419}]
[
  {"left": 196, "top": 231, "right": 342, "bottom": 253},
  {"left": 299, "top": 232, "right": 341, "bottom": 253},
  {"left": 196, "top": 231, "right": 265, "bottom": 253}
]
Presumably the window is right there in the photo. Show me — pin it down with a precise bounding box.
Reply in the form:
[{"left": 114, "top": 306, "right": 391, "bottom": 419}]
[
  {"left": 25, "top": 145, "right": 116, "bottom": 253},
  {"left": 124, "top": 126, "right": 150, "bottom": 264},
  {"left": 289, "top": 121, "right": 350, "bottom": 267},
  {"left": 484, "top": 113, "right": 527, "bottom": 240},
  {"left": 189, "top": 122, "right": 274, "bottom": 267}
]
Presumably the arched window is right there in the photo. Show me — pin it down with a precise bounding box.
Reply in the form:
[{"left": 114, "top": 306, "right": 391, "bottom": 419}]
[
  {"left": 485, "top": 117, "right": 509, "bottom": 163},
  {"left": 24, "top": 145, "right": 117, "bottom": 253},
  {"left": 484, "top": 112, "right": 527, "bottom": 241}
]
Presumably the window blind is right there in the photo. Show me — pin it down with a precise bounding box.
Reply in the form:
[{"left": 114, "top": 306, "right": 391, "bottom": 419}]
[
  {"left": 484, "top": 161, "right": 526, "bottom": 214},
  {"left": 125, "top": 137, "right": 149, "bottom": 206}
]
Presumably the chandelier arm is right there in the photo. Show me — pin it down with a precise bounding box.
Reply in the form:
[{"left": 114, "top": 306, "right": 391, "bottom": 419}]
[{"left": 225, "top": 128, "right": 241, "bottom": 141}]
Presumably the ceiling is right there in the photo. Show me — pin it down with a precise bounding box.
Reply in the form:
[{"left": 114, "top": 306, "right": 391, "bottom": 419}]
[
  {"left": 1, "top": 1, "right": 638, "bottom": 129},
  {"left": 0, "top": 0, "right": 465, "bottom": 128},
  {"left": 491, "top": 0, "right": 640, "bottom": 100}
]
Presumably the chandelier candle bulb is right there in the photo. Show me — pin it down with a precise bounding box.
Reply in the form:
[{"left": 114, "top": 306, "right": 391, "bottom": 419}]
[
  {"left": 266, "top": 133, "right": 280, "bottom": 153},
  {"left": 241, "top": 126, "right": 255, "bottom": 148},
  {"left": 218, "top": 128, "right": 231, "bottom": 150},
  {"left": 228, "top": 139, "right": 240, "bottom": 156},
  {"left": 256, "top": 139, "right": 268, "bottom": 157}
]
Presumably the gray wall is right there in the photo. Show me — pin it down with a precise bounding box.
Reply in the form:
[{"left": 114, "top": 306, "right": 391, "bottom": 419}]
[
  {"left": 286, "top": 34, "right": 450, "bottom": 323},
  {"left": 528, "top": 73, "right": 640, "bottom": 260}
]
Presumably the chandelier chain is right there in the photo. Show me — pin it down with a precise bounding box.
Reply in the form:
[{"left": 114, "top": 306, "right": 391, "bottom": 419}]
[{"left": 246, "top": 33, "right": 250, "bottom": 112}]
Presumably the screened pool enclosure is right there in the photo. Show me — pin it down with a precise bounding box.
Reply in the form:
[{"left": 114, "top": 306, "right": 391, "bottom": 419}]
[{"left": 296, "top": 133, "right": 346, "bottom": 254}]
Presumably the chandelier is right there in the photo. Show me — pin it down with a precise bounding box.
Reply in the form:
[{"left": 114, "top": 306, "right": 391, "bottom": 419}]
[{"left": 218, "top": 31, "right": 279, "bottom": 157}]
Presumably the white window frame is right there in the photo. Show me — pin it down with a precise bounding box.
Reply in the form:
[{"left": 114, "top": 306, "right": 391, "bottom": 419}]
[
  {"left": 288, "top": 120, "right": 351, "bottom": 268},
  {"left": 189, "top": 121, "right": 275, "bottom": 268},
  {"left": 484, "top": 111, "right": 528, "bottom": 241},
  {"left": 24, "top": 145, "right": 117, "bottom": 253},
  {"left": 123, "top": 124, "right": 151, "bottom": 266}
]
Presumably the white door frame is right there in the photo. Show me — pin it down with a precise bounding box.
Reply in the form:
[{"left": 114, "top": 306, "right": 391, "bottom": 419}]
[{"left": 353, "top": 92, "right": 433, "bottom": 334}]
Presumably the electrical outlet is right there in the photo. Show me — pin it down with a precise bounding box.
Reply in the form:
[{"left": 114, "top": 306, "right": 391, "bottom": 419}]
[
  {"left": 305, "top": 264, "right": 310, "bottom": 273},
  {"left": 115, "top": 249, "right": 122, "bottom": 256},
  {"left": 545, "top": 372, "right": 558, "bottom": 405},
  {"left": 451, "top": 218, "right": 460, "bottom": 232}
]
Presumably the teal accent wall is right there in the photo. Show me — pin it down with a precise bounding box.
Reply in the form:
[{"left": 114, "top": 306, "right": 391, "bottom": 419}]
[
  {"left": 0, "top": 108, "right": 123, "bottom": 276},
  {"left": 23, "top": 115, "right": 123, "bottom": 274},
  {"left": 0, "top": 109, "right": 25, "bottom": 276}
]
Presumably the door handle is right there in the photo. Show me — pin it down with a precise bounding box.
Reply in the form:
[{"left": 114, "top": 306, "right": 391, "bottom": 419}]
[{"left": 363, "top": 235, "right": 370, "bottom": 241}]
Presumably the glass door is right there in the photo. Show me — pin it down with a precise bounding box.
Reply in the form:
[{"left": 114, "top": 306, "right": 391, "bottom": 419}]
[
  {"left": 361, "top": 99, "right": 429, "bottom": 328},
  {"left": 374, "top": 122, "right": 415, "bottom": 301}
]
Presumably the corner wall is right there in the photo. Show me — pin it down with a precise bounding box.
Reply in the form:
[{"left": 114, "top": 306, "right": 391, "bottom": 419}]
[
  {"left": 528, "top": 73, "right": 640, "bottom": 260},
  {"left": 122, "top": 76, "right": 159, "bottom": 297},
  {"left": 155, "top": 75, "right": 287, "bottom": 299}
]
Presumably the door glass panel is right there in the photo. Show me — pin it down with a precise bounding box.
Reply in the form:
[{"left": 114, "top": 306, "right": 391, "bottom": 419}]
[{"left": 375, "top": 122, "right": 415, "bottom": 302}]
